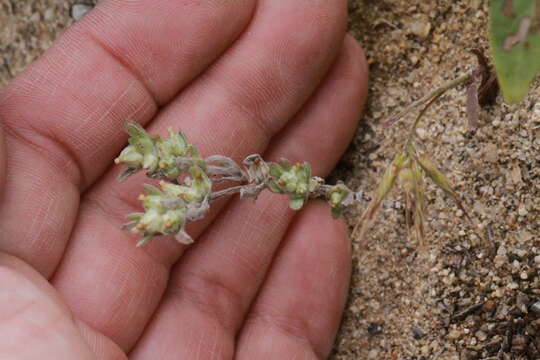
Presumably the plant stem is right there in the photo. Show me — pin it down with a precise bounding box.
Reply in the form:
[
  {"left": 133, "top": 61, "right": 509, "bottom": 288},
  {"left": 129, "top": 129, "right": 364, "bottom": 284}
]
[
  {"left": 385, "top": 73, "right": 472, "bottom": 127},
  {"left": 209, "top": 182, "right": 368, "bottom": 204},
  {"left": 209, "top": 185, "right": 247, "bottom": 202},
  {"left": 404, "top": 90, "right": 445, "bottom": 150}
]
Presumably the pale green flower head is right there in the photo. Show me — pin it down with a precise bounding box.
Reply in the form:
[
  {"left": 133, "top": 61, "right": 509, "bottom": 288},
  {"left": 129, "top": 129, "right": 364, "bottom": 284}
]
[
  {"left": 115, "top": 122, "right": 159, "bottom": 174},
  {"left": 138, "top": 209, "right": 165, "bottom": 234},
  {"left": 187, "top": 166, "right": 212, "bottom": 200},
  {"left": 157, "top": 129, "right": 190, "bottom": 156},
  {"left": 125, "top": 183, "right": 189, "bottom": 245},
  {"left": 155, "top": 129, "right": 196, "bottom": 179},
  {"left": 268, "top": 161, "right": 312, "bottom": 210},
  {"left": 115, "top": 145, "right": 144, "bottom": 168},
  {"left": 327, "top": 183, "right": 351, "bottom": 218},
  {"left": 158, "top": 166, "right": 211, "bottom": 202},
  {"left": 116, "top": 123, "right": 204, "bottom": 181}
]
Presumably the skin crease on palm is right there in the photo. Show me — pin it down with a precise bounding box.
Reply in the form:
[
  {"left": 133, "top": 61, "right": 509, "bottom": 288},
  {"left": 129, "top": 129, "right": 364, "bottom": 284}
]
[{"left": 0, "top": 0, "right": 368, "bottom": 359}]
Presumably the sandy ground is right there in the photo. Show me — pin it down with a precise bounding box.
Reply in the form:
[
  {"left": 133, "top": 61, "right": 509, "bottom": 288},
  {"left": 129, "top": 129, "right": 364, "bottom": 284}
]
[{"left": 1, "top": 0, "right": 539, "bottom": 359}]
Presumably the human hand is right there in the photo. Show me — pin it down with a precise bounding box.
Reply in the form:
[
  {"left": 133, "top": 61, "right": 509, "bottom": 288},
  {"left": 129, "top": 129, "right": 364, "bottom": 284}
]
[{"left": 0, "top": 0, "right": 367, "bottom": 358}]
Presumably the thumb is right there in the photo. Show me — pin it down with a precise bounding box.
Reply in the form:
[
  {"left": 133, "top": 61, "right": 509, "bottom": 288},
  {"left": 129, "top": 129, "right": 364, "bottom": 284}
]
[
  {"left": 0, "top": 126, "right": 5, "bottom": 192},
  {"left": 0, "top": 254, "right": 95, "bottom": 359}
]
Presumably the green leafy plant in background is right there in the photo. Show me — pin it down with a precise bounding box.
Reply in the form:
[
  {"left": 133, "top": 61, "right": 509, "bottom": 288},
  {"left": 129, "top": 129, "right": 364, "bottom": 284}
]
[{"left": 490, "top": 0, "right": 540, "bottom": 103}]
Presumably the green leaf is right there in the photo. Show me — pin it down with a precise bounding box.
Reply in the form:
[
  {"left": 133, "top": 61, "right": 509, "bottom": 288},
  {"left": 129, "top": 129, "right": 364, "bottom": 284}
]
[
  {"left": 278, "top": 159, "right": 292, "bottom": 170},
  {"left": 143, "top": 184, "right": 163, "bottom": 196},
  {"left": 267, "top": 182, "right": 283, "bottom": 193},
  {"left": 125, "top": 121, "right": 148, "bottom": 140},
  {"left": 136, "top": 235, "right": 154, "bottom": 247},
  {"left": 331, "top": 206, "right": 343, "bottom": 219},
  {"left": 490, "top": 0, "right": 540, "bottom": 103},
  {"left": 268, "top": 163, "right": 284, "bottom": 178},
  {"left": 126, "top": 212, "right": 144, "bottom": 221}
]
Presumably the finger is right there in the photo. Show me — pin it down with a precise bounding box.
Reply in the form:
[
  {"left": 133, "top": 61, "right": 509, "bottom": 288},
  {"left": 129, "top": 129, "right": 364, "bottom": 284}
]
[
  {"left": 129, "top": 36, "right": 367, "bottom": 359},
  {"left": 76, "top": 320, "right": 128, "bottom": 360},
  {"left": 236, "top": 202, "right": 351, "bottom": 359},
  {"left": 0, "top": 0, "right": 256, "bottom": 276},
  {"left": 0, "top": 254, "right": 94, "bottom": 359},
  {"left": 0, "top": 126, "right": 5, "bottom": 193},
  {"left": 53, "top": 0, "right": 348, "bottom": 352}
]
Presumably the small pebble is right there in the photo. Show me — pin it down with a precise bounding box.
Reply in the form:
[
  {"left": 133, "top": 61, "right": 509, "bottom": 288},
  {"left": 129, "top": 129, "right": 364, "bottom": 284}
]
[
  {"left": 411, "top": 327, "right": 425, "bottom": 340},
  {"left": 44, "top": 8, "right": 54, "bottom": 21},
  {"left": 448, "top": 329, "right": 462, "bottom": 339},
  {"left": 367, "top": 322, "right": 383, "bottom": 336},
  {"left": 483, "top": 300, "right": 496, "bottom": 312},
  {"left": 475, "top": 330, "right": 487, "bottom": 341},
  {"left": 518, "top": 206, "right": 528, "bottom": 216},
  {"left": 367, "top": 349, "right": 379, "bottom": 359},
  {"left": 530, "top": 301, "right": 540, "bottom": 316},
  {"left": 416, "top": 128, "right": 428, "bottom": 139},
  {"left": 511, "top": 335, "right": 528, "bottom": 353},
  {"left": 508, "top": 282, "right": 519, "bottom": 290},
  {"left": 407, "top": 15, "right": 432, "bottom": 38},
  {"left": 516, "top": 293, "right": 529, "bottom": 313},
  {"left": 71, "top": 4, "right": 94, "bottom": 21},
  {"left": 515, "top": 249, "right": 527, "bottom": 258},
  {"left": 461, "top": 349, "right": 478, "bottom": 360},
  {"left": 30, "top": 13, "right": 41, "bottom": 22}
]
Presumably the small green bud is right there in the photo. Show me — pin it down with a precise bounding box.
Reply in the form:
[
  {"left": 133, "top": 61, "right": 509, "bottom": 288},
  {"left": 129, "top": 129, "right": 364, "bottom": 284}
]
[
  {"left": 141, "top": 193, "right": 165, "bottom": 213},
  {"left": 289, "top": 197, "right": 305, "bottom": 210},
  {"left": 269, "top": 163, "right": 285, "bottom": 178},
  {"left": 268, "top": 161, "right": 313, "bottom": 209},
  {"left": 138, "top": 209, "right": 164, "bottom": 234},
  {"left": 142, "top": 152, "right": 159, "bottom": 172},
  {"left": 159, "top": 180, "right": 197, "bottom": 202},
  {"left": 330, "top": 191, "right": 342, "bottom": 205},
  {"left": 165, "top": 129, "right": 190, "bottom": 156},
  {"left": 115, "top": 145, "right": 144, "bottom": 168},
  {"left": 127, "top": 123, "right": 156, "bottom": 157},
  {"left": 189, "top": 166, "right": 212, "bottom": 197},
  {"left": 282, "top": 173, "right": 298, "bottom": 192},
  {"left": 161, "top": 209, "right": 186, "bottom": 234},
  {"left": 326, "top": 183, "right": 351, "bottom": 218},
  {"left": 116, "top": 122, "right": 160, "bottom": 175}
]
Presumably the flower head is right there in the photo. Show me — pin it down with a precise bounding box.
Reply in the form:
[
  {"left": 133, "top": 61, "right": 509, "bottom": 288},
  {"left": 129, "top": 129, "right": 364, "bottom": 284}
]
[{"left": 115, "top": 122, "right": 202, "bottom": 181}]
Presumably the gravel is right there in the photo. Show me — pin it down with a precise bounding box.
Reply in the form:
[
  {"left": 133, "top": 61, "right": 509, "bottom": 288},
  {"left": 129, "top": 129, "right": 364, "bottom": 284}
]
[
  {"left": 1, "top": 0, "right": 538, "bottom": 358},
  {"left": 333, "top": 1, "right": 539, "bottom": 358}
]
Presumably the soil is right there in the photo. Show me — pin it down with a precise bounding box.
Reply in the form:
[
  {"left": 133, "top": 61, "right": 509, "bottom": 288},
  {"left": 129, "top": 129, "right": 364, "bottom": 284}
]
[{"left": 1, "top": 0, "right": 539, "bottom": 359}]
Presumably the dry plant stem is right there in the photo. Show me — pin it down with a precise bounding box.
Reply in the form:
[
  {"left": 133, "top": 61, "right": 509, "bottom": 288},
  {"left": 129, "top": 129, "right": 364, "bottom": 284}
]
[
  {"left": 353, "top": 72, "right": 479, "bottom": 248},
  {"left": 405, "top": 90, "right": 447, "bottom": 150},
  {"left": 209, "top": 185, "right": 247, "bottom": 202},
  {"left": 209, "top": 181, "right": 365, "bottom": 203},
  {"left": 385, "top": 73, "right": 472, "bottom": 127}
]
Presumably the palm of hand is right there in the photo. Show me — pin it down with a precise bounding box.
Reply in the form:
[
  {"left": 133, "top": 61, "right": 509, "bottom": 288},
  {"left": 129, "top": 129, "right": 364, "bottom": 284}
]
[{"left": 0, "top": 1, "right": 367, "bottom": 358}]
